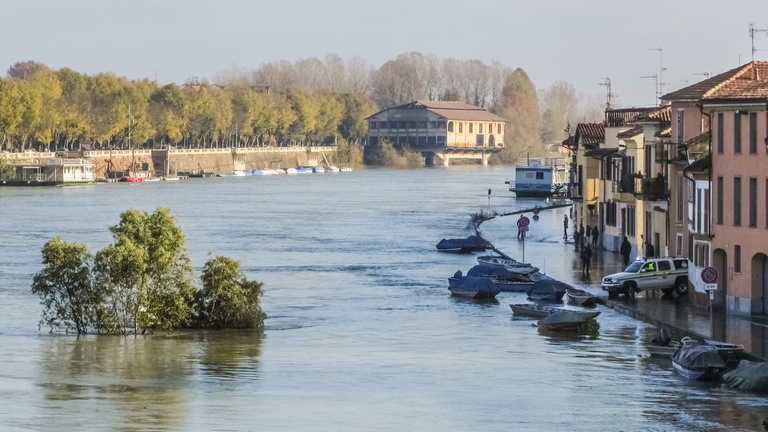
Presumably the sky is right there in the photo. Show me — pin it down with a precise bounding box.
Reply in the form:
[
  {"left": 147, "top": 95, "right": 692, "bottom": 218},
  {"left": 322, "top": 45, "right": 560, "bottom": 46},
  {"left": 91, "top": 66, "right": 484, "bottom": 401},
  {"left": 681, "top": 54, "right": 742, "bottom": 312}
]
[{"left": 2, "top": 0, "right": 768, "bottom": 107}]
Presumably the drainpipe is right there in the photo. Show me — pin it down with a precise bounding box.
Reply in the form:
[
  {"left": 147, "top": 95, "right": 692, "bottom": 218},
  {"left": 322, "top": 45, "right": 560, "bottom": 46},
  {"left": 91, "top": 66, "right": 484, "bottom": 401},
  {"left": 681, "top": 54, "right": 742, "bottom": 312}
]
[{"left": 697, "top": 103, "right": 713, "bottom": 239}]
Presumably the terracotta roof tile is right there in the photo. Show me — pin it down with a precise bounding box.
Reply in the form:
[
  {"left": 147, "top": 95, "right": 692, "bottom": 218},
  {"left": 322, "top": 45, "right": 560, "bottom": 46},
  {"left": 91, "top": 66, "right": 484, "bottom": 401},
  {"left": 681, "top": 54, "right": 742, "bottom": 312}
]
[
  {"left": 617, "top": 125, "right": 643, "bottom": 138},
  {"left": 663, "top": 62, "right": 768, "bottom": 101},
  {"left": 605, "top": 108, "right": 657, "bottom": 127},
  {"left": 366, "top": 100, "right": 506, "bottom": 122},
  {"left": 635, "top": 106, "right": 671, "bottom": 123},
  {"left": 574, "top": 123, "right": 605, "bottom": 147}
]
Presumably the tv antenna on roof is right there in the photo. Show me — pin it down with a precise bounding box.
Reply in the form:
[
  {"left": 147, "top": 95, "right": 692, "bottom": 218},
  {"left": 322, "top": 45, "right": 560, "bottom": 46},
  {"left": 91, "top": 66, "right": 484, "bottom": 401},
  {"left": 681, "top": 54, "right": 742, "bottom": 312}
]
[
  {"left": 640, "top": 74, "right": 659, "bottom": 105},
  {"left": 599, "top": 77, "right": 615, "bottom": 111},
  {"left": 649, "top": 48, "right": 668, "bottom": 102},
  {"left": 750, "top": 23, "right": 768, "bottom": 61},
  {"left": 694, "top": 72, "right": 712, "bottom": 79}
]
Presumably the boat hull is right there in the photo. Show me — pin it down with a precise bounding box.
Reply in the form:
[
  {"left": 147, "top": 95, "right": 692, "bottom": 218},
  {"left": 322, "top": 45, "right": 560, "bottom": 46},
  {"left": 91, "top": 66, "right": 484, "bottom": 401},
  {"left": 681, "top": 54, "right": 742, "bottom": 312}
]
[
  {"left": 672, "top": 362, "right": 724, "bottom": 381},
  {"left": 496, "top": 280, "right": 535, "bottom": 292},
  {"left": 509, "top": 304, "right": 557, "bottom": 318},
  {"left": 510, "top": 190, "right": 558, "bottom": 198},
  {"left": 565, "top": 290, "right": 597, "bottom": 307}
]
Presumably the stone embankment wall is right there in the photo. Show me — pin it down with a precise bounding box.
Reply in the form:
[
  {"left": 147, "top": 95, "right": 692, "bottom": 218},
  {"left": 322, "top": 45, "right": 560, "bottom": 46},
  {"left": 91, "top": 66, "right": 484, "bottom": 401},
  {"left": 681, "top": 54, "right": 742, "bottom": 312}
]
[{"left": 3, "top": 147, "right": 335, "bottom": 178}]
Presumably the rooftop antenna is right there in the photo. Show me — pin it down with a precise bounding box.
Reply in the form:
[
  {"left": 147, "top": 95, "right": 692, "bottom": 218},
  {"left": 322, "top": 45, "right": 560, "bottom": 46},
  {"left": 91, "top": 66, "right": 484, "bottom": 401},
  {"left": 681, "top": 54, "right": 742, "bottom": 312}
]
[
  {"left": 649, "top": 48, "right": 668, "bottom": 103},
  {"left": 640, "top": 74, "right": 659, "bottom": 105},
  {"left": 694, "top": 72, "right": 712, "bottom": 79},
  {"left": 599, "top": 77, "right": 615, "bottom": 111},
  {"left": 749, "top": 23, "right": 768, "bottom": 61}
]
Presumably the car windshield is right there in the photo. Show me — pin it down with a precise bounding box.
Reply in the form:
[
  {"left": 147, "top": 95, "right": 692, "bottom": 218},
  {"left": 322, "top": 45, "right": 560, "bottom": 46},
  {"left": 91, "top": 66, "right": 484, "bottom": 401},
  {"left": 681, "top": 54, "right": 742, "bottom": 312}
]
[{"left": 625, "top": 261, "right": 643, "bottom": 272}]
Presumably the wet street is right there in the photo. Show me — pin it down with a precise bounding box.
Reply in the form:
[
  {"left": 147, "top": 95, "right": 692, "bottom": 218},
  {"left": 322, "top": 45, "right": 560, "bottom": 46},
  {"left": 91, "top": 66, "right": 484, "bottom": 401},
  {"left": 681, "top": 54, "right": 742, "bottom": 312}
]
[{"left": 1, "top": 166, "right": 768, "bottom": 431}]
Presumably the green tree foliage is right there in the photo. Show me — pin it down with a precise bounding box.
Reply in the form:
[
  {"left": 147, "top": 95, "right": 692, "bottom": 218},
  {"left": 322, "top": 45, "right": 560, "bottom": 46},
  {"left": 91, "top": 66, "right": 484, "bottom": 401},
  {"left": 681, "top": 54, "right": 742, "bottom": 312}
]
[
  {"left": 31, "top": 237, "right": 100, "bottom": 334},
  {"left": 196, "top": 256, "right": 266, "bottom": 329},
  {"left": 94, "top": 207, "right": 196, "bottom": 334},
  {"left": 339, "top": 93, "right": 378, "bottom": 144}
]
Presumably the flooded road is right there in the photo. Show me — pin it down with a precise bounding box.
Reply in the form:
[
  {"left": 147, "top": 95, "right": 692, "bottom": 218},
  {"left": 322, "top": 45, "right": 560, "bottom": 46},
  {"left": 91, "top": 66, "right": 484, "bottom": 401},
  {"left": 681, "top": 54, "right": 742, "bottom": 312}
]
[{"left": 1, "top": 166, "right": 766, "bottom": 431}]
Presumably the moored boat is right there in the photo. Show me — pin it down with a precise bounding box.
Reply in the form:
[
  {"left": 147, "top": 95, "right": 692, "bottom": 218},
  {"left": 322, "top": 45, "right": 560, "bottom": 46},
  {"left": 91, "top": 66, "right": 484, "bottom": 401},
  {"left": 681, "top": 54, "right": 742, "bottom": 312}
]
[
  {"left": 436, "top": 235, "right": 494, "bottom": 254},
  {"left": 509, "top": 303, "right": 559, "bottom": 318},
  {"left": 121, "top": 177, "right": 144, "bottom": 183},
  {"left": 672, "top": 345, "right": 726, "bottom": 380},
  {"left": 447, "top": 271, "right": 500, "bottom": 299},
  {"left": 285, "top": 168, "right": 298, "bottom": 174},
  {"left": 537, "top": 310, "right": 600, "bottom": 331},
  {"left": 297, "top": 167, "right": 313, "bottom": 174},
  {"left": 565, "top": 288, "right": 597, "bottom": 307},
  {"left": 329, "top": 165, "right": 340, "bottom": 172},
  {"left": 526, "top": 279, "right": 570, "bottom": 301},
  {"left": 340, "top": 167, "right": 353, "bottom": 172},
  {"left": 313, "top": 166, "right": 325, "bottom": 173},
  {"left": 723, "top": 360, "right": 768, "bottom": 391}
]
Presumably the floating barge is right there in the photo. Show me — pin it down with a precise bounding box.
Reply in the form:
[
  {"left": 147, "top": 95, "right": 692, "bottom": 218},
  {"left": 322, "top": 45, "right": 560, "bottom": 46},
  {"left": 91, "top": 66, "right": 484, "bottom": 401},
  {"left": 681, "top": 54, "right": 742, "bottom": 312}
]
[{"left": 1, "top": 156, "right": 95, "bottom": 186}]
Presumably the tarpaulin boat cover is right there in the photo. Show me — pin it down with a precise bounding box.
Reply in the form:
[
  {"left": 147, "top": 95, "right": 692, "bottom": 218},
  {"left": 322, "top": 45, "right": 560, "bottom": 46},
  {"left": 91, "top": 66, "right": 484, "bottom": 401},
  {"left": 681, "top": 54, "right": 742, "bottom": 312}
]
[
  {"left": 526, "top": 279, "right": 570, "bottom": 299},
  {"left": 672, "top": 345, "right": 725, "bottom": 369},
  {"left": 436, "top": 236, "right": 493, "bottom": 251},
  {"left": 538, "top": 310, "right": 598, "bottom": 326},
  {"left": 467, "top": 265, "right": 519, "bottom": 279},
  {"left": 449, "top": 274, "right": 499, "bottom": 293},
  {"left": 724, "top": 360, "right": 768, "bottom": 391}
]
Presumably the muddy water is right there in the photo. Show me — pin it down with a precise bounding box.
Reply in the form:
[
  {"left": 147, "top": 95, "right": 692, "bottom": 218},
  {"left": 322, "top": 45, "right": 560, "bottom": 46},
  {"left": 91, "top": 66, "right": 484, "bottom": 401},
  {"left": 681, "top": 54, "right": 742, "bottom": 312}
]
[{"left": 1, "top": 166, "right": 766, "bottom": 431}]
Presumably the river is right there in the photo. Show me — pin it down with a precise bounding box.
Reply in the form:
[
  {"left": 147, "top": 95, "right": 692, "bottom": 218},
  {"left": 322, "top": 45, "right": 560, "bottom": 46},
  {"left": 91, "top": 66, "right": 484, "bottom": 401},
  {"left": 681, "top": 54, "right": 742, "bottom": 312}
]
[{"left": 0, "top": 166, "right": 766, "bottom": 431}]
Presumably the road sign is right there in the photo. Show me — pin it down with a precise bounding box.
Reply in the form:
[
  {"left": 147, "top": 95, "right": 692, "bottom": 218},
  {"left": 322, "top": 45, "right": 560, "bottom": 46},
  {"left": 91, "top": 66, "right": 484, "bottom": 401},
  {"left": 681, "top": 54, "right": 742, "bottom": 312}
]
[
  {"left": 519, "top": 216, "right": 530, "bottom": 227},
  {"left": 701, "top": 267, "right": 718, "bottom": 284},
  {"left": 704, "top": 283, "right": 718, "bottom": 291},
  {"left": 533, "top": 207, "right": 540, "bottom": 215}
]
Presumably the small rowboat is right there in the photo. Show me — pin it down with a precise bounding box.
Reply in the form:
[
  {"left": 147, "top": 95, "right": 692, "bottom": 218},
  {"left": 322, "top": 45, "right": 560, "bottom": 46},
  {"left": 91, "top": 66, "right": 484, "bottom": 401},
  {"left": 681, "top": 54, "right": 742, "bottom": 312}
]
[
  {"left": 565, "top": 288, "right": 597, "bottom": 307},
  {"left": 672, "top": 345, "right": 726, "bottom": 380},
  {"left": 537, "top": 310, "right": 600, "bottom": 331},
  {"left": 509, "top": 303, "right": 559, "bottom": 318}
]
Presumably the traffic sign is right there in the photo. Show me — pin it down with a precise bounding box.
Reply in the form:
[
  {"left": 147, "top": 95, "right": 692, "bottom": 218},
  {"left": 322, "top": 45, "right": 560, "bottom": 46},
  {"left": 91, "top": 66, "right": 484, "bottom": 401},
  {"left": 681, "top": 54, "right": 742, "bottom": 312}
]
[
  {"left": 704, "top": 283, "right": 718, "bottom": 292},
  {"left": 701, "top": 267, "right": 718, "bottom": 284},
  {"left": 533, "top": 207, "right": 540, "bottom": 215},
  {"left": 519, "top": 216, "right": 530, "bottom": 227}
]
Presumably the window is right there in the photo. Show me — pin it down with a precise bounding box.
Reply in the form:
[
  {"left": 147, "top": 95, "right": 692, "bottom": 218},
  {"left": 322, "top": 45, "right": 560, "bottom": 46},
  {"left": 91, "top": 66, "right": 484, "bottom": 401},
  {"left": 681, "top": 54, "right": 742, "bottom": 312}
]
[
  {"left": 676, "top": 174, "right": 684, "bottom": 224},
  {"left": 418, "top": 136, "right": 427, "bottom": 146},
  {"left": 536, "top": 172, "right": 544, "bottom": 180},
  {"left": 676, "top": 234, "right": 683, "bottom": 256},
  {"left": 677, "top": 110, "right": 685, "bottom": 144},
  {"left": 399, "top": 121, "right": 407, "bottom": 129},
  {"left": 750, "top": 178, "right": 757, "bottom": 227},
  {"left": 389, "top": 121, "right": 398, "bottom": 129},
  {"left": 750, "top": 112, "right": 758, "bottom": 154},
  {"left": 626, "top": 205, "right": 636, "bottom": 237},
  {"left": 448, "top": 121, "right": 454, "bottom": 132},
  {"left": 407, "top": 136, "right": 417, "bottom": 146},
  {"left": 734, "top": 177, "right": 742, "bottom": 226},
  {"left": 437, "top": 136, "right": 446, "bottom": 145},
  {"left": 704, "top": 189, "right": 710, "bottom": 233},
  {"left": 428, "top": 121, "right": 436, "bottom": 129},
  {"left": 717, "top": 113, "right": 724, "bottom": 153},
  {"left": 525, "top": 172, "right": 535, "bottom": 179},
  {"left": 458, "top": 123, "right": 463, "bottom": 133},
  {"left": 642, "top": 262, "right": 657, "bottom": 272},
  {"left": 437, "top": 121, "right": 446, "bottom": 129},
  {"left": 766, "top": 178, "right": 768, "bottom": 228},
  {"left": 408, "top": 121, "right": 417, "bottom": 129},
  {"left": 469, "top": 123, "right": 474, "bottom": 133},
  {"left": 427, "top": 136, "right": 436, "bottom": 145},
  {"left": 369, "top": 121, "right": 377, "bottom": 129},
  {"left": 479, "top": 123, "right": 483, "bottom": 133},
  {"left": 717, "top": 176, "right": 724, "bottom": 224},
  {"left": 657, "top": 260, "right": 671, "bottom": 271},
  {"left": 418, "top": 121, "right": 427, "bottom": 129},
  {"left": 735, "top": 245, "right": 741, "bottom": 273},
  {"left": 734, "top": 112, "right": 742, "bottom": 154},
  {"left": 497, "top": 123, "right": 502, "bottom": 134}
]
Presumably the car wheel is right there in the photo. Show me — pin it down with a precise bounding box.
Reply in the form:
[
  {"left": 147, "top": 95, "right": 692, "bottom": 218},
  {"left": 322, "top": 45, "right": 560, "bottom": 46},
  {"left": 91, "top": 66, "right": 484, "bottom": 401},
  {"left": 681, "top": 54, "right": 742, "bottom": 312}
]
[
  {"left": 625, "top": 282, "right": 636, "bottom": 297},
  {"left": 674, "top": 279, "right": 689, "bottom": 295}
]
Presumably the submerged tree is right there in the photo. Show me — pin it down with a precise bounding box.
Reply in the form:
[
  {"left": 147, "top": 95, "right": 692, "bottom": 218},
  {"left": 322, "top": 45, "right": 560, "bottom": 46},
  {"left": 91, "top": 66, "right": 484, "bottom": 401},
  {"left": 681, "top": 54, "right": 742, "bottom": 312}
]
[
  {"left": 32, "top": 236, "right": 100, "bottom": 334},
  {"left": 94, "top": 207, "right": 196, "bottom": 334},
  {"left": 196, "top": 256, "right": 266, "bottom": 329}
]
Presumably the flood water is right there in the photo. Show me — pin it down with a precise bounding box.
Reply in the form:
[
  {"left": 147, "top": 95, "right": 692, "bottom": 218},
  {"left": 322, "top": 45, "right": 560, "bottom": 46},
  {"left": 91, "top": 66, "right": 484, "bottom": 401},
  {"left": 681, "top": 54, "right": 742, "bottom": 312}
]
[{"left": 1, "top": 166, "right": 767, "bottom": 431}]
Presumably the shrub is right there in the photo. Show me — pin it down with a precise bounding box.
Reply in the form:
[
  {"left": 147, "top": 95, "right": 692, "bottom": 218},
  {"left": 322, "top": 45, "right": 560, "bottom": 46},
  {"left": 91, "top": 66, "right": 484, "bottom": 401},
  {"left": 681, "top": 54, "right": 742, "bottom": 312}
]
[{"left": 196, "top": 256, "right": 266, "bottom": 329}]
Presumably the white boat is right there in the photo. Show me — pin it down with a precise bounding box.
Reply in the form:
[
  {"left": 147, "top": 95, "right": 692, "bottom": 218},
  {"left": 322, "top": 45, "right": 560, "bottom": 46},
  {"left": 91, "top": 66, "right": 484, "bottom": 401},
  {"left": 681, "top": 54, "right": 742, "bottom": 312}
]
[
  {"left": 275, "top": 168, "right": 286, "bottom": 174},
  {"left": 313, "top": 166, "right": 325, "bottom": 173},
  {"left": 285, "top": 168, "right": 298, "bottom": 175},
  {"left": 163, "top": 176, "right": 180, "bottom": 181},
  {"left": 261, "top": 169, "right": 278, "bottom": 175},
  {"left": 565, "top": 288, "right": 597, "bottom": 307},
  {"left": 232, "top": 170, "right": 247, "bottom": 177},
  {"left": 340, "top": 167, "right": 353, "bottom": 172},
  {"left": 328, "top": 165, "right": 340, "bottom": 172},
  {"left": 297, "top": 167, "right": 313, "bottom": 174},
  {"left": 144, "top": 178, "right": 161, "bottom": 182},
  {"left": 477, "top": 249, "right": 538, "bottom": 273}
]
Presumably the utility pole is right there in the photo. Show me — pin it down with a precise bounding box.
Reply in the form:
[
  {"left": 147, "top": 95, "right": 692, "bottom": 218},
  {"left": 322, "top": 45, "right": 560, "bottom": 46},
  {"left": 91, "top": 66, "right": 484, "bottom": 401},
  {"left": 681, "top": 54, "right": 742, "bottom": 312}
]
[
  {"left": 599, "top": 77, "right": 615, "bottom": 111},
  {"left": 750, "top": 23, "right": 768, "bottom": 61}
]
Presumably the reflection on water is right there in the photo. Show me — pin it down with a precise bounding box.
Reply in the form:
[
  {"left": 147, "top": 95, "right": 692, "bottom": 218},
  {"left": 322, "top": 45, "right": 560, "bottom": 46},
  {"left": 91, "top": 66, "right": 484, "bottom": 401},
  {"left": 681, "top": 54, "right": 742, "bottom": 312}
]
[{"left": 33, "top": 331, "right": 262, "bottom": 431}]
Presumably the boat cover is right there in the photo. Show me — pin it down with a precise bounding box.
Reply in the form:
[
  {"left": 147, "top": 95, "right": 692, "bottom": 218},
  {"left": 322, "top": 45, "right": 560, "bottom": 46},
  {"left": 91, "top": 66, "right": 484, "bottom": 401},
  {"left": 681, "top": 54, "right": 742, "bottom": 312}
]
[
  {"left": 526, "top": 279, "right": 571, "bottom": 300},
  {"left": 538, "top": 310, "right": 598, "bottom": 325},
  {"left": 467, "top": 265, "right": 520, "bottom": 279},
  {"left": 565, "top": 288, "right": 595, "bottom": 298},
  {"left": 436, "top": 235, "right": 494, "bottom": 252},
  {"left": 449, "top": 274, "right": 500, "bottom": 293},
  {"left": 672, "top": 345, "right": 726, "bottom": 369},
  {"left": 724, "top": 360, "right": 768, "bottom": 391}
]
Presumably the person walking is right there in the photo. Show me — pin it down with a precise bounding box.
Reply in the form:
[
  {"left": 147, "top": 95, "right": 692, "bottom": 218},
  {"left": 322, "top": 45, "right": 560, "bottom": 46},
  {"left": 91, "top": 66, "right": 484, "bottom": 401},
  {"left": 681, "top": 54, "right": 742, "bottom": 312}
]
[
  {"left": 645, "top": 241, "right": 655, "bottom": 259},
  {"left": 574, "top": 228, "right": 581, "bottom": 251},
  {"left": 563, "top": 214, "right": 569, "bottom": 240},
  {"left": 591, "top": 226, "right": 599, "bottom": 246},
  {"left": 581, "top": 243, "right": 593, "bottom": 276},
  {"left": 620, "top": 236, "right": 632, "bottom": 267},
  {"left": 586, "top": 225, "right": 592, "bottom": 240},
  {"left": 517, "top": 214, "right": 524, "bottom": 240}
]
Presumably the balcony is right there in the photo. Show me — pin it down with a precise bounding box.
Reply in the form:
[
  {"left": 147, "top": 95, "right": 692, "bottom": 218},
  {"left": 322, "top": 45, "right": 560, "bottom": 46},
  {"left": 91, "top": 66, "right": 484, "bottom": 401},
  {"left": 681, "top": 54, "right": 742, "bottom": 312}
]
[
  {"left": 640, "top": 174, "right": 667, "bottom": 201},
  {"left": 618, "top": 174, "right": 640, "bottom": 203}
]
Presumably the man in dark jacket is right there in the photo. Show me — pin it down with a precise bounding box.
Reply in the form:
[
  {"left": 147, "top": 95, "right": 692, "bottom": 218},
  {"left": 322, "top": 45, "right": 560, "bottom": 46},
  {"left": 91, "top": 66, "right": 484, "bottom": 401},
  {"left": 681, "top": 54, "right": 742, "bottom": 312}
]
[
  {"left": 581, "top": 244, "right": 593, "bottom": 276},
  {"left": 620, "top": 236, "right": 632, "bottom": 267}
]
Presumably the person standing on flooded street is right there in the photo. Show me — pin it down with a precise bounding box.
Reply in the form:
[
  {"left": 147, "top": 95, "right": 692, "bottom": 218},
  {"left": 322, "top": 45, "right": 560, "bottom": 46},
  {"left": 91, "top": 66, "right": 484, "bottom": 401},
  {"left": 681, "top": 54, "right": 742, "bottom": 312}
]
[
  {"left": 620, "top": 236, "right": 632, "bottom": 267},
  {"left": 591, "top": 226, "right": 599, "bottom": 246},
  {"left": 580, "top": 243, "right": 592, "bottom": 276},
  {"left": 517, "top": 214, "right": 524, "bottom": 239},
  {"left": 563, "top": 214, "right": 569, "bottom": 240}
]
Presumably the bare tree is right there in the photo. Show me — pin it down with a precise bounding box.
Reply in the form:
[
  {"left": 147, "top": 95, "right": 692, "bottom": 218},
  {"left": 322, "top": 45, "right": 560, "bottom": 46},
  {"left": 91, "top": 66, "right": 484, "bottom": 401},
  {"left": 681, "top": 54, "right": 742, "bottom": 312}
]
[
  {"left": 345, "top": 56, "right": 372, "bottom": 95},
  {"left": 323, "top": 53, "right": 346, "bottom": 93},
  {"left": 7, "top": 60, "right": 50, "bottom": 79},
  {"left": 213, "top": 64, "right": 251, "bottom": 87}
]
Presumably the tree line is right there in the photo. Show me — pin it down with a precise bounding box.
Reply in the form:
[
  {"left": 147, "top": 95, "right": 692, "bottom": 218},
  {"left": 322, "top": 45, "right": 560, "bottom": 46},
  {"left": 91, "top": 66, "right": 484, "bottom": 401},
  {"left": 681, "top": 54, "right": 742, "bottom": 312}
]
[
  {"left": 32, "top": 207, "right": 266, "bottom": 334},
  {"left": 1, "top": 54, "right": 603, "bottom": 164}
]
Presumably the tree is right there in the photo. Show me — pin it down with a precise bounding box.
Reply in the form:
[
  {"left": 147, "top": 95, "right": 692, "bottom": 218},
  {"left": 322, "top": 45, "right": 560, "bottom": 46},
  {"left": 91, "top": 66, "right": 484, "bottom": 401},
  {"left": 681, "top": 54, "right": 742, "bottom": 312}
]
[
  {"left": 338, "top": 93, "right": 378, "bottom": 144},
  {"left": 493, "top": 68, "right": 542, "bottom": 164},
  {"left": 196, "top": 256, "right": 266, "bottom": 329},
  {"left": 31, "top": 237, "right": 100, "bottom": 334},
  {"left": 93, "top": 207, "right": 195, "bottom": 334},
  {"left": 7, "top": 60, "right": 51, "bottom": 80},
  {"left": 539, "top": 81, "right": 579, "bottom": 142}
]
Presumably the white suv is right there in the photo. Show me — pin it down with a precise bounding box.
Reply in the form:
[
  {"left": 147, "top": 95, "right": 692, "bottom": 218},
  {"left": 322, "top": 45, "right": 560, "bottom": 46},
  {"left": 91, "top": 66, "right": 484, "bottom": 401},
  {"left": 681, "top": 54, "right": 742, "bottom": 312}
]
[{"left": 601, "top": 257, "right": 689, "bottom": 297}]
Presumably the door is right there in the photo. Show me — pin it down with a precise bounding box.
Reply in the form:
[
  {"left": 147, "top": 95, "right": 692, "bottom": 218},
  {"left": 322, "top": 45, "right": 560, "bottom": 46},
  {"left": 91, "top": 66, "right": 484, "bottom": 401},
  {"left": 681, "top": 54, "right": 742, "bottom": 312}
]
[{"left": 638, "top": 261, "right": 659, "bottom": 290}]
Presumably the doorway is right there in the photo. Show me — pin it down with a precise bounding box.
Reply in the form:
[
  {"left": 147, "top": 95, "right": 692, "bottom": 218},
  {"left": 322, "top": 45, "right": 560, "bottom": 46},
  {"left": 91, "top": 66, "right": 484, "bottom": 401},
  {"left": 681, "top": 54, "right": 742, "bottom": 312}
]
[
  {"left": 713, "top": 248, "right": 728, "bottom": 310},
  {"left": 752, "top": 253, "right": 768, "bottom": 314}
]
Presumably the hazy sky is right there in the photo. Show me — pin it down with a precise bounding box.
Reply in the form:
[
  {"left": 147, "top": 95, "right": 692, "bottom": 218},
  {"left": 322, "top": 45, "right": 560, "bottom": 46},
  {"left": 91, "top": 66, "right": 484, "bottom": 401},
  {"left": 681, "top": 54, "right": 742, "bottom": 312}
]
[{"left": 2, "top": 0, "right": 767, "bottom": 107}]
